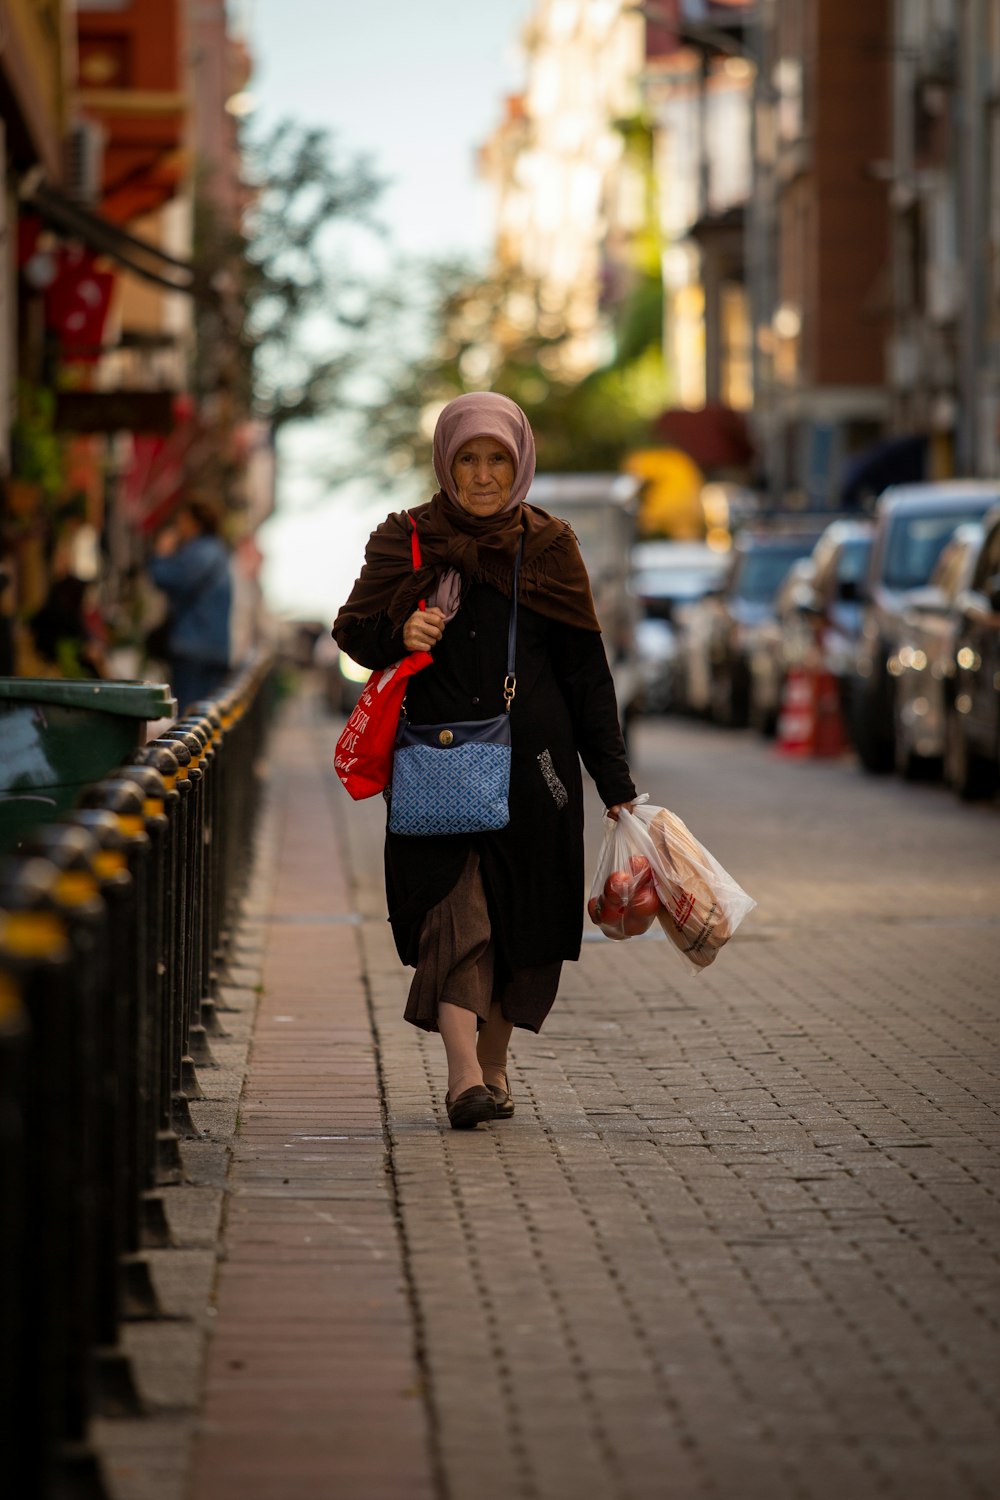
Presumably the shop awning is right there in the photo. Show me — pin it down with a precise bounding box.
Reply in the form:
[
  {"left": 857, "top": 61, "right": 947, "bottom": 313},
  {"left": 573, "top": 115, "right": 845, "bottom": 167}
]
[
  {"left": 653, "top": 404, "right": 754, "bottom": 472},
  {"left": 24, "top": 182, "right": 198, "bottom": 298}
]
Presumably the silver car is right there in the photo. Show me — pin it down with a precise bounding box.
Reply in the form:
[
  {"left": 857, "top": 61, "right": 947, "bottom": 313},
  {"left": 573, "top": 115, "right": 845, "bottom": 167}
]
[
  {"left": 852, "top": 481, "right": 1000, "bottom": 773},
  {"left": 891, "top": 523, "right": 983, "bottom": 778}
]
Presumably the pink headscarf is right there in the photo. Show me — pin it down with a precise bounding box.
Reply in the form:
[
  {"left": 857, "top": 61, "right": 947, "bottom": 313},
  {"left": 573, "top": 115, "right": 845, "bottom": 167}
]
[
  {"left": 432, "top": 391, "right": 536, "bottom": 512},
  {"left": 428, "top": 392, "right": 536, "bottom": 618}
]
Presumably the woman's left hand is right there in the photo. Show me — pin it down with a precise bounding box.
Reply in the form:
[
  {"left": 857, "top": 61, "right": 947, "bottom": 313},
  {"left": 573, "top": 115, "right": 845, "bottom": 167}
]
[{"left": 606, "top": 802, "right": 636, "bottom": 821}]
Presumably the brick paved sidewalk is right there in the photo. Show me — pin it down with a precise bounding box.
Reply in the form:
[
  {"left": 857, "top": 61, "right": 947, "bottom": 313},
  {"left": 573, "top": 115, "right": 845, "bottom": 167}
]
[
  {"left": 190, "top": 691, "right": 1000, "bottom": 1500},
  {"left": 189, "top": 703, "right": 435, "bottom": 1500}
]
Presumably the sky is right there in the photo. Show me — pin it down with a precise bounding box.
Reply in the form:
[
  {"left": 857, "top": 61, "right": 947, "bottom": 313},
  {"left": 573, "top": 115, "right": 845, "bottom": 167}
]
[{"left": 247, "top": 0, "right": 532, "bottom": 622}]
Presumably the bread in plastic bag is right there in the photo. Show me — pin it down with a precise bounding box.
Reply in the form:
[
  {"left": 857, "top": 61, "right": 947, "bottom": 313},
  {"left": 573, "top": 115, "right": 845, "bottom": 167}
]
[{"left": 587, "top": 796, "right": 756, "bottom": 969}]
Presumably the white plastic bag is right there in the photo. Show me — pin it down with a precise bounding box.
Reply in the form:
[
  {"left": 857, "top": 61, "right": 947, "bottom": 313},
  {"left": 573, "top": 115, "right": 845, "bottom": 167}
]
[
  {"left": 587, "top": 809, "right": 662, "bottom": 941},
  {"left": 587, "top": 795, "right": 756, "bottom": 970}
]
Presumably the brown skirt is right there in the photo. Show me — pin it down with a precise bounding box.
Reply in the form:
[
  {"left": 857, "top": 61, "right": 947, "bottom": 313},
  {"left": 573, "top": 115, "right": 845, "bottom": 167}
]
[{"left": 404, "top": 849, "right": 562, "bottom": 1034}]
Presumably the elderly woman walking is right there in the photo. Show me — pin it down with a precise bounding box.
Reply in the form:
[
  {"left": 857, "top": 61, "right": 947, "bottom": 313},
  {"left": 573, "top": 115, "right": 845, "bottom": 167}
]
[{"left": 333, "top": 392, "right": 635, "bottom": 1129}]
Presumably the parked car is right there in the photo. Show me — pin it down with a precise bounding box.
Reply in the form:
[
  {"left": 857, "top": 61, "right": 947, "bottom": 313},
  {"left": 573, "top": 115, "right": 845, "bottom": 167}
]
[
  {"left": 745, "top": 557, "right": 817, "bottom": 735},
  {"left": 528, "top": 472, "right": 642, "bottom": 734},
  {"left": 944, "top": 506, "right": 1000, "bottom": 799},
  {"left": 890, "top": 523, "right": 983, "bottom": 779},
  {"left": 679, "top": 530, "right": 822, "bottom": 727},
  {"left": 748, "top": 519, "right": 874, "bottom": 736},
  {"left": 314, "top": 632, "right": 368, "bottom": 715},
  {"left": 852, "top": 482, "right": 1000, "bottom": 773},
  {"left": 629, "top": 542, "right": 728, "bottom": 713}
]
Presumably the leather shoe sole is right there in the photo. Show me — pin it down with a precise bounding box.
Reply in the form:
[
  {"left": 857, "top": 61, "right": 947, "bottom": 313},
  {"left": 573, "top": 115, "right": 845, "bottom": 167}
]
[{"left": 445, "top": 1085, "right": 496, "bottom": 1130}]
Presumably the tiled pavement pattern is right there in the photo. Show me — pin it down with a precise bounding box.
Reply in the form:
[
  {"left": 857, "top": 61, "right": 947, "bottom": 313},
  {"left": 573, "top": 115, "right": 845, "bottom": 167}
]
[
  {"left": 190, "top": 715, "right": 434, "bottom": 1500},
  {"left": 191, "top": 691, "right": 1000, "bottom": 1500}
]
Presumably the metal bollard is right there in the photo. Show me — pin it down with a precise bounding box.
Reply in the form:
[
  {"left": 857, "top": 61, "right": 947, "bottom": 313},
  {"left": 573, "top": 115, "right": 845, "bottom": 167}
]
[
  {"left": 141, "top": 737, "right": 201, "bottom": 1136},
  {"left": 96, "top": 769, "right": 176, "bottom": 1209},
  {"left": 126, "top": 745, "right": 190, "bottom": 1161},
  {"left": 68, "top": 807, "right": 165, "bottom": 1319},
  {"left": 219, "top": 690, "right": 253, "bottom": 949},
  {"left": 187, "top": 700, "right": 232, "bottom": 996},
  {"left": 176, "top": 714, "right": 225, "bottom": 1039},
  {"left": 76, "top": 780, "right": 157, "bottom": 1227},
  {"left": 16, "top": 824, "right": 109, "bottom": 1451},
  {"left": 161, "top": 725, "right": 215, "bottom": 1069},
  {"left": 0, "top": 851, "right": 111, "bottom": 1500},
  {"left": 0, "top": 926, "right": 30, "bottom": 1493}
]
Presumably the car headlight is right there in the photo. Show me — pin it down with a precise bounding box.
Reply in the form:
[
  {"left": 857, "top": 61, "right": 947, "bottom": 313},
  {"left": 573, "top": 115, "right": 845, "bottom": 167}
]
[{"left": 338, "top": 654, "right": 370, "bottom": 684}]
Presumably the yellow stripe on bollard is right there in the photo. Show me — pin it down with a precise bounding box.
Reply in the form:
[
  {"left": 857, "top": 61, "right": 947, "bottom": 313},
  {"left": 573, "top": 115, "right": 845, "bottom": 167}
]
[
  {"left": 116, "top": 815, "right": 147, "bottom": 838},
  {"left": 142, "top": 798, "right": 165, "bottom": 819},
  {"left": 94, "top": 850, "right": 127, "bottom": 879},
  {"left": 54, "top": 870, "right": 99, "bottom": 907},
  {"left": 1, "top": 910, "right": 69, "bottom": 959},
  {"left": 0, "top": 969, "right": 24, "bottom": 1020}
]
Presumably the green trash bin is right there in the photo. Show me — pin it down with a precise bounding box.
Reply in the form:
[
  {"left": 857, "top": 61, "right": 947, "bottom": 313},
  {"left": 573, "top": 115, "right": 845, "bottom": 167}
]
[{"left": 0, "top": 678, "right": 176, "bottom": 853}]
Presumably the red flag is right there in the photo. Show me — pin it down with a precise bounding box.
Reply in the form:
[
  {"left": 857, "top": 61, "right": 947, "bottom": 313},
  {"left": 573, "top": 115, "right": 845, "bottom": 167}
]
[{"left": 45, "top": 247, "right": 115, "bottom": 361}]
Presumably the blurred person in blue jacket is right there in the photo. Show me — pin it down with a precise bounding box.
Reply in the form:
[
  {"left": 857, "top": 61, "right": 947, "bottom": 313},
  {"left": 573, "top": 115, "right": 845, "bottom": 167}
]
[{"left": 148, "top": 499, "right": 232, "bottom": 711}]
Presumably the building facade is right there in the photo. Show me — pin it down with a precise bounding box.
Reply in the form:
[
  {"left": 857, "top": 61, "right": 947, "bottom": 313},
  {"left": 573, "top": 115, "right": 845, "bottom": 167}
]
[
  {"left": 749, "top": 0, "right": 1000, "bottom": 508},
  {"left": 479, "top": 0, "right": 647, "bottom": 378},
  {"left": 748, "top": 0, "right": 894, "bottom": 509},
  {"left": 644, "top": 2, "right": 756, "bottom": 417},
  {"left": 1, "top": 0, "right": 266, "bottom": 677},
  {"left": 886, "top": 0, "right": 1000, "bottom": 481}
]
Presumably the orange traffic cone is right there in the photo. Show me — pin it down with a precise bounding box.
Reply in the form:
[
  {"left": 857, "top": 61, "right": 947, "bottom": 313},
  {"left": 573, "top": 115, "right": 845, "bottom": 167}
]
[
  {"left": 812, "top": 670, "right": 846, "bottom": 758},
  {"left": 776, "top": 667, "right": 815, "bottom": 756}
]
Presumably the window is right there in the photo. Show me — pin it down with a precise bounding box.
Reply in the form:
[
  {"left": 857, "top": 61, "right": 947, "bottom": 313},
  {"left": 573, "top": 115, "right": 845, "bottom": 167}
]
[
  {"left": 972, "top": 520, "right": 1000, "bottom": 592},
  {"left": 884, "top": 509, "right": 996, "bottom": 591},
  {"left": 836, "top": 538, "right": 872, "bottom": 587},
  {"left": 735, "top": 545, "right": 814, "bottom": 603}
]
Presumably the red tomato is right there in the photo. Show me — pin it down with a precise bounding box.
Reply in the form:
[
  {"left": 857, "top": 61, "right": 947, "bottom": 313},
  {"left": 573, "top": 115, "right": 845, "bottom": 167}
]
[
  {"left": 623, "top": 907, "right": 655, "bottom": 937},
  {"left": 587, "top": 895, "right": 601, "bottom": 925},
  {"left": 629, "top": 883, "right": 661, "bottom": 920},
  {"left": 605, "top": 870, "right": 631, "bottom": 904},
  {"left": 628, "top": 855, "right": 652, "bottom": 882}
]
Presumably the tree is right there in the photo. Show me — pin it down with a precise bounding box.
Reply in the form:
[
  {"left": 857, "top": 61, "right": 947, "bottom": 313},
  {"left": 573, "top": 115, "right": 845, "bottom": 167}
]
[
  {"left": 193, "top": 119, "right": 388, "bottom": 434},
  {"left": 360, "top": 257, "right": 665, "bottom": 488}
]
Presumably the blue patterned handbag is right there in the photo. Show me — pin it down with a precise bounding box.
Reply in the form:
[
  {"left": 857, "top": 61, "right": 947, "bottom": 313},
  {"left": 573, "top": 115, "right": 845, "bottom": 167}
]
[{"left": 388, "top": 539, "right": 522, "bottom": 837}]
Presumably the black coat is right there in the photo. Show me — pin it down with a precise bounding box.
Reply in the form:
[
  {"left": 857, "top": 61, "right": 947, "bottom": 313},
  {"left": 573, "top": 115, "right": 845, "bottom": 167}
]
[{"left": 337, "top": 578, "right": 636, "bottom": 975}]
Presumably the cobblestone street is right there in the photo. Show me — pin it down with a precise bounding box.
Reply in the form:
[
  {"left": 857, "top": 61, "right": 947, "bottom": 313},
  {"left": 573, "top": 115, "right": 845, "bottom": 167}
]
[{"left": 190, "top": 690, "right": 1000, "bottom": 1500}]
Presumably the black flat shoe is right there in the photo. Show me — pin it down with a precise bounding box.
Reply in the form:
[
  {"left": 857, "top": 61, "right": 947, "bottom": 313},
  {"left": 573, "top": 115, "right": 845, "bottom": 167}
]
[
  {"left": 486, "top": 1077, "right": 515, "bottom": 1119},
  {"left": 445, "top": 1085, "right": 496, "bottom": 1130}
]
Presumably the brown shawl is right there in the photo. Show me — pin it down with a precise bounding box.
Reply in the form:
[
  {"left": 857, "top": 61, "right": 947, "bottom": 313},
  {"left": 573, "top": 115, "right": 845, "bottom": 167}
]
[{"left": 333, "top": 490, "right": 601, "bottom": 636}]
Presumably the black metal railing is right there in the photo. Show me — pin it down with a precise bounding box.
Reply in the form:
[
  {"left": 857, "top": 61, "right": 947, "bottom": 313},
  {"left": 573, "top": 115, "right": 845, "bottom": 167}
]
[{"left": 0, "top": 654, "right": 274, "bottom": 1500}]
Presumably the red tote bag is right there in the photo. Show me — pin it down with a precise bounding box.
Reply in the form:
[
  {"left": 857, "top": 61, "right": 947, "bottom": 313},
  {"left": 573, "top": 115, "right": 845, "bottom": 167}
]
[{"left": 334, "top": 519, "right": 433, "bottom": 800}]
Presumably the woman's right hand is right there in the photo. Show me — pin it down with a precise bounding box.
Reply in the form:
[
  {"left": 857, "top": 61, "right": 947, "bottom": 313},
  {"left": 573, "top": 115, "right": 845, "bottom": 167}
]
[{"left": 402, "top": 606, "right": 446, "bottom": 653}]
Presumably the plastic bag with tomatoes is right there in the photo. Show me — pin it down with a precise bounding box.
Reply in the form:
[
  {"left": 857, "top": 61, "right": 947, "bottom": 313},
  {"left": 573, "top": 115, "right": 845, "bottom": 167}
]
[{"left": 587, "top": 796, "right": 756, "bottom": 970}]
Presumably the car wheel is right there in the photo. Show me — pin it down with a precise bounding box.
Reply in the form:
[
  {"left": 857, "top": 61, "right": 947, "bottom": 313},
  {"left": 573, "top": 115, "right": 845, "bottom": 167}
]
[
  {"left": 944, "top": 702, "right": 997, "bottom": 801},
  {"left": 708, "top": 665, "right": 730, "bottom": 726},
  {"left": 893, "top": 702, "right": 940, "bottom": 782},
  {"left": 852, "top": 676, "right": 894, "bottom": 775},
  {"left": 712, "top": 660, "right": 750, "bottom": 729},
  {"left": 729, "top": 661, "right": 751, "bottom": 729},
  {"left": 750, "top": 676, "right": 780, "bottom": 738}
]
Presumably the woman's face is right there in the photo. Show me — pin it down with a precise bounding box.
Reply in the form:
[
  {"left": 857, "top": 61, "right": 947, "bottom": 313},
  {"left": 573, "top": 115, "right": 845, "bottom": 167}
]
[{"left": 450, "top": 436, "right": 516, "bottom": 517}]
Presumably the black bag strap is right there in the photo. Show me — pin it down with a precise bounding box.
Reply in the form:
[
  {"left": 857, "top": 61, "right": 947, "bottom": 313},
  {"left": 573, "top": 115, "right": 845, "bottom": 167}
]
[
  {"left": 408, "top": 514, "right": 522, "bottom": 713},
  {"left": 504, "top": 539, "right": 522, "bottom": 713}
]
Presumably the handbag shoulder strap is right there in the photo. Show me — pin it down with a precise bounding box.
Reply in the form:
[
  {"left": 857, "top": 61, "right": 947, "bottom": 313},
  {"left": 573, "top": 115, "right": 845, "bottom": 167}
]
[
  {"left": 504, "top": 539, "right": 522, "bottom": 712},
  {"left": 409, "top": 513, "right": 521, "bottom": 710},
  {"left": 407, "top": 514, "right": 426, "bottom": 612}
]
